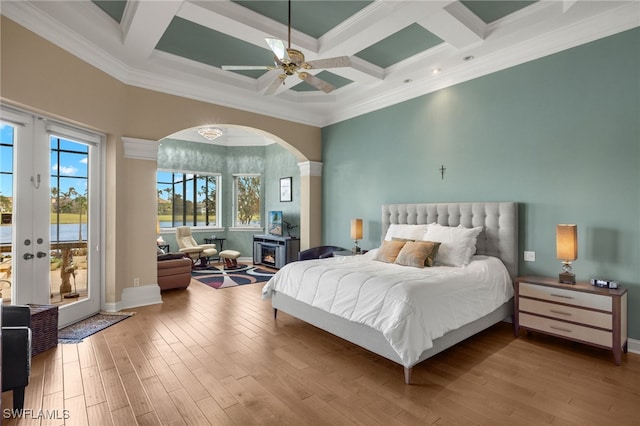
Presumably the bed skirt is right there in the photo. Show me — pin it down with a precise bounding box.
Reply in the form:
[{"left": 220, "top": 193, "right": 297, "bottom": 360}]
[{"left": 272, "top": 292, "right": 513, "bottom": 384}]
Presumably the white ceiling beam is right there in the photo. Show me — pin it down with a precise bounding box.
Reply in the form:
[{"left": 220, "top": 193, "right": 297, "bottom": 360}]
[
  {"left": 184, "top": 1, "right": 317, "bottom": 53},
  {"left": 318, "top": 1, "right": 438, "bottom": 57},
  {"left": 418, "top": 2, "right": 487, "bottom": 49},
  {"left": 121, "top": 1, "right": 184, "bottom": 61}
]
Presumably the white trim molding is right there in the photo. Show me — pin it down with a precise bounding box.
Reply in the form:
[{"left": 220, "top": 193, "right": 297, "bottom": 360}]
[
  {"left": 627, "top": 338, "right": 640, "bottom": 355},
  {"left": 123, "top": 137, "right": 158, "bottom": 160},
  {"left": 298, "top": 161, "right": 323, "bottom": 177},
  {"left": 102, "top": 283, "right": 162, "bottom": 312}
]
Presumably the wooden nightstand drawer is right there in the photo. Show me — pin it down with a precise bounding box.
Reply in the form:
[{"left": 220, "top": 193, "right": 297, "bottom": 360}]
[
  {"left": 519, "top": 298, "right": 612, "bottom": 329},
  {"left": 519, "top": 313, "right": 612, "bottom": 348},
  {"left": 519, "top": 282, "right": 611, "bottom": 311}
]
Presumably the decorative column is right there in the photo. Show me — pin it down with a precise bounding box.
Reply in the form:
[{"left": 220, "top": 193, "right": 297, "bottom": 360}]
[{"left": 297, "top": 161, "right": 323, "bottom": 251}]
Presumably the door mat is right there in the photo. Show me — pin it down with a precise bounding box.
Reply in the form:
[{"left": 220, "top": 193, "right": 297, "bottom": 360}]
[{"left": 58, "top": 312, "right": 134, "bottom": 343}]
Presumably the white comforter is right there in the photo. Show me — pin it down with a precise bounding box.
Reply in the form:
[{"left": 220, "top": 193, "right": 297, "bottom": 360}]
[{"left": 262, "top": 251, "right": 513, "bottom": 367}]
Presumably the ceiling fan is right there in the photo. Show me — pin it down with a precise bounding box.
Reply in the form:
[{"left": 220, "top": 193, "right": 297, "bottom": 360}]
[{"left": 222, "top": 0, "right": 351, "bottom": 95}]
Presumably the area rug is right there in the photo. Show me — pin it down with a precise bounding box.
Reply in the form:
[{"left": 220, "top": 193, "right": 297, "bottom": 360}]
[
  {"left": 192, "top": 264, "right": 275, "bottom": 289},
  {"left": 58, "top": 312, "right": 134, "bottom": 343}
]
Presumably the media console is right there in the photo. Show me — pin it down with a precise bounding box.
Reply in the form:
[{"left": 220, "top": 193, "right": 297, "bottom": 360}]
[{"left": 253, "top": 234, "right": 300, "bottom": 269}]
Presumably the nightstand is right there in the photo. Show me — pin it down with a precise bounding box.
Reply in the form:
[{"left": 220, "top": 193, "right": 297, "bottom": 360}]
[{"left": 514, "top": 276, "right": 628, "bottom": 365}]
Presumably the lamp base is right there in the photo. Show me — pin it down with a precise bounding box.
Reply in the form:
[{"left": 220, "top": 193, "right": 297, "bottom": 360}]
[{"left": 559, "top": 271, "right": 576, "bottom": 284}]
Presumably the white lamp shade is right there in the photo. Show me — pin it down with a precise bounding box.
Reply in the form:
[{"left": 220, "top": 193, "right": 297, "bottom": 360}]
[
  {"left": 556, "top": 224, "right": 578, "bottom": 261},
  {"left": 351, "top": 219, "right": 363, "bottom": 240}
]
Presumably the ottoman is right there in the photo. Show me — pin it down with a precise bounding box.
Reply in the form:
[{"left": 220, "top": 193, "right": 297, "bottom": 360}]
[{"left": 219, "top": 250, "right": 241, "bottom": 269}]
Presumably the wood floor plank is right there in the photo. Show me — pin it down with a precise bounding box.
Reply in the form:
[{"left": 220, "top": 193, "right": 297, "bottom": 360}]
[
  {"left": 85, "top": 401, "right": 113, "bottom": 426},
  {"left": 64, "top": 394, "right": 88, "bottom": 425},
  {"left": 119, "top": 371, "right": 154, "bottom": 417},
  {"left": 140, "top": 375, "right": 183, "bottom": 425},
  {"left": 99, "top": 368, "right": 129, "bottom": 411},
  {"left": 9, "top": 280, "right": 639, "bottom": 426},
  {"left": 80, "top": 365, "right": 107, "bottom": 407}
]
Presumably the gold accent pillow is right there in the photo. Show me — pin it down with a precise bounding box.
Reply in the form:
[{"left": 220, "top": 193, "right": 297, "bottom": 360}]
[
  {"left": 373, "top": 240, "right": 407, "bottom": 263},
  {"left": 394, "top": 241, "right": 441, "bottom": 268}
]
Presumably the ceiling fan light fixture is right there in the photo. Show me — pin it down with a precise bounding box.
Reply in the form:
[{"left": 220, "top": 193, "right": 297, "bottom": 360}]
[{"left": 197, "top": 127, "right": 223, "bottom": 141}]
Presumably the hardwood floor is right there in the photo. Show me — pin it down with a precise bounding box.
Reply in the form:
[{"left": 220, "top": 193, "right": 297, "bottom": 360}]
[{"left": 2, "top": 279, "right": 639, "bottom": 425}]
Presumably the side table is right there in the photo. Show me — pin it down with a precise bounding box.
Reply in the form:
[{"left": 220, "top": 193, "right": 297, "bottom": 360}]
[{"left": 28, "top": 304, "right": 59, "bottom": 356}]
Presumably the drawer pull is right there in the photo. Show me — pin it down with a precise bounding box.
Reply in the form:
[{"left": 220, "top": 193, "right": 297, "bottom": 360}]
[
  {"left": 550, "top": 293, "right": 574, "bottom": 299},
  {"left": 550, "top": 325, "right": 572, "bottom": 333},
  {"left": 550, "top": 309, "right": 572, "bottom": 316}
]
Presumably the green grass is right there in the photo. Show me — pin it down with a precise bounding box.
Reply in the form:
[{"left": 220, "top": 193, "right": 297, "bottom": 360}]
[{"left": 51, "top": 213, "right": 87, "bottom": 224}]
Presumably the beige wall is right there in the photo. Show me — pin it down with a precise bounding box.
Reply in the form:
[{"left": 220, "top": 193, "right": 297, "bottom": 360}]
[{"left": 1, "top": 17, "right": 323, "bottom": 305}]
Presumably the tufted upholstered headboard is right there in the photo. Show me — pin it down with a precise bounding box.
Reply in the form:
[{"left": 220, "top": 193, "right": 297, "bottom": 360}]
[{"left": 381, "top": 202, "right": 519, "bottom": 280}]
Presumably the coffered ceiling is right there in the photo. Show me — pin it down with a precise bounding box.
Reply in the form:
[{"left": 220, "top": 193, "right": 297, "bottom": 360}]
[{"left": 2, "top": 1, "right": 638, "bottom": 127}]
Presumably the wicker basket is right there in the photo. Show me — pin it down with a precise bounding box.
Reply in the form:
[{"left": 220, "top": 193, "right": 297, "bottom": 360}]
[{"left": 28, "top": 304, "right": 59, "bottom": 356}]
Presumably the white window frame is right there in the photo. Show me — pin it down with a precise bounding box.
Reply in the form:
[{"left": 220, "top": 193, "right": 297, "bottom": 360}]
[
  {"left": 232, "top": 173, "right": 261, "bottom": 229},
  {"left": 157, "top": 170, "right": 221, "bottom": 229}
]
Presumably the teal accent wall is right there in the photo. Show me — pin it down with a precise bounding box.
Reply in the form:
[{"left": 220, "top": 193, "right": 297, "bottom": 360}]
[
  {"left": 321, "top": 28, "right": 640, "bottom": 338},
  {"left": 157, "top": 139, "right": 300, "bottom": 257},
  {"left": 264, "top": 143, "right": 301, "bottom": 238}
]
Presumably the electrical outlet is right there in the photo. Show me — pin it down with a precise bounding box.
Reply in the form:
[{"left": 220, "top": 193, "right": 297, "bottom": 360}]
[
  {"left": 524, "top": 251, "right": 536, "bottom": 262},
  {"left": 133, "top": 277, "right": 140, "bottom": 287}
]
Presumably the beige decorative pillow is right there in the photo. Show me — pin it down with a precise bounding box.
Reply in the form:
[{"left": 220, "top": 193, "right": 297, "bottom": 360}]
[
  {"left": 394, "top": 241, "right": 441, "bottom": 268},
  {"left": 373, "top": 240, "right": 407, "bottom": 264}
]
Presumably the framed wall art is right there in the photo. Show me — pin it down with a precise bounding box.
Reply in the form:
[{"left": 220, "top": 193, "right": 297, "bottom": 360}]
[{"left": 279, "top": 177, "right": 292, "bottom": 202}]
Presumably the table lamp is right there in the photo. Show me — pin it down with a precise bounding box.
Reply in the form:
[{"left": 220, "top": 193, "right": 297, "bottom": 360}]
[
  {"left": 351, "top": 219, "right": 363, "bottom": 254},
  {"left": 556, "top": 224, "right": 577, "bottom": 284}
]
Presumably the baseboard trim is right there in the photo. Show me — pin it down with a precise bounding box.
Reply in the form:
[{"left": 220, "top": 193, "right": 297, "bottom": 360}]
[
  {"left": 102, "top": 283, "right": 162, "bottom": 312},
  {"left": 627, "top": 337, "right": 640, "bottom": 355}
]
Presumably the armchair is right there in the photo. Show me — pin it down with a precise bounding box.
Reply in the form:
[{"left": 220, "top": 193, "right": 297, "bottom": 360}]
[
  {"left": 175, "top": 226, "right": 217, "bottom": 268},
  {"left": 2, "top": 305, "right": 32, "bottom": 412},
  {"left": 298, "top": 245, "right": 347, "bottom": 261}
]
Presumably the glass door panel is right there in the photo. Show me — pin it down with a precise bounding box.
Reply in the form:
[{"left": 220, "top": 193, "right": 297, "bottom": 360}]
[
  {"left": 0, "top": 124, "right": 14, "bottom": 302},
  {"left": 49, "top": 137, "right": 89, "bottom": 305}
]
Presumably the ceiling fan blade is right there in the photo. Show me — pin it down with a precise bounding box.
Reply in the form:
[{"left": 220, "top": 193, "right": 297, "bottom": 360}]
[
  {"left": 222, "top": 65, "right": 272, "bottom": 71},
  {"left": 265, "top": 38, "right": 290, "bottom": 62},
  {"left": 302, "top": 56, "right": 351, "bottom": 69},
  {"left": 264, "top": 74, "right": 287, "bottom": 96},
  {"left": 298, "top": 72, "right": 335, "bottom": 94}
]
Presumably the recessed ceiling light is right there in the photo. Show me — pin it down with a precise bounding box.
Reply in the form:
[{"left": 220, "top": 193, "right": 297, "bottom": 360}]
[{"left": 432, "top": 68, "right": 441, "bottom": 75}]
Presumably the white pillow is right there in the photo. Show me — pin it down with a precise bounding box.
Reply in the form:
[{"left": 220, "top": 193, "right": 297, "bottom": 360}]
[
  {"left": 384, "top": 224, "right": 431, "bottom": 241},
  {"left": 423, "top": 223, "right": 483, "bottom": 266}
]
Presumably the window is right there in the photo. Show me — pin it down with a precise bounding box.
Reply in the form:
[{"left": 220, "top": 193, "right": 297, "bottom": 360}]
[
  {"left": 233, "top": 174, "right": 261, "bottom": 228},
  {"left": 50, "top": 137, "right": 89, "bottom": 242},
  {"left": 157, "top": 171, "right": 220, "bottom": 228}
]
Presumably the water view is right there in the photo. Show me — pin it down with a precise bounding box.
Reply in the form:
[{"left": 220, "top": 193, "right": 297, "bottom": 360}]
[{"left": 0, "top": 223, "right": 87, "bottom": 245}]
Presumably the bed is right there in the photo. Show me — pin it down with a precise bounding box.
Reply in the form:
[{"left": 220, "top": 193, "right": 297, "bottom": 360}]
[{"left": 262, "top": 202, "right": 519, "bottom": 384}]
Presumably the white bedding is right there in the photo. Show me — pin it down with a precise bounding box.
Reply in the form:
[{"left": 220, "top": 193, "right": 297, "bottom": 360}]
[{"left": 262, "top": 251, "right": 513, "bottom": 367}]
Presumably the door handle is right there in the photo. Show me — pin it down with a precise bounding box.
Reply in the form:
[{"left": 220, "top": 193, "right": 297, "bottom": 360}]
[
  {"left": 37, "top": 251, "right": 48, "bottom": 258},
  {"left": 24, "top": 253, "right": 34, "bottom": 260}
]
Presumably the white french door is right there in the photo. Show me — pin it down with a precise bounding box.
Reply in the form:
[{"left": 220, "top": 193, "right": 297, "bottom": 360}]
[{"left": 0, "top": 105, "right": 103, "bottom": 327}]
